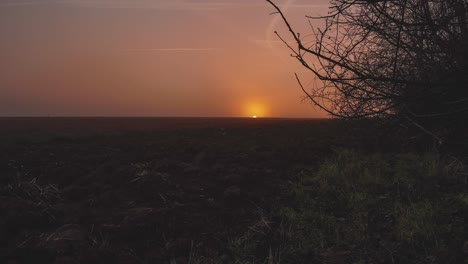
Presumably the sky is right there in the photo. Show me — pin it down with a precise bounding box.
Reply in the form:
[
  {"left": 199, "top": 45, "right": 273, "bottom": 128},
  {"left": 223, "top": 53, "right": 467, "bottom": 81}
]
[{"left": 0, "top": 0, "right": 330, "bottom": 117}]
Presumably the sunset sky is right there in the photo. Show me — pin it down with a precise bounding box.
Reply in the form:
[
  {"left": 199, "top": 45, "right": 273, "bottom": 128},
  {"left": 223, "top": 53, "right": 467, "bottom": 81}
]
[{"left": 0, "top": 0, "right": 330, "bottom": 117}]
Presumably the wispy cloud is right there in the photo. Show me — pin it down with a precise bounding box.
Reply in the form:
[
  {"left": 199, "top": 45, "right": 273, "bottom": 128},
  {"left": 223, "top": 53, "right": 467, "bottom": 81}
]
[
  {"left": 0, "top": 1, "right": 49, "bottom": 7},
  {"left": 122, "top": 48, "right": 218, "bottom": 53},
  {"left": 0, "top": 48, "right": 219, "bottom": 58}
]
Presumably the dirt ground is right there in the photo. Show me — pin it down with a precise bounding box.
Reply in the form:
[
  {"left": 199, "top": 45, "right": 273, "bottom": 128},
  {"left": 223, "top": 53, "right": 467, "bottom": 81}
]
[
  {"left": 2, "top": 118, "right": 466, "bottom": 264},
  {"left": 0, "top": 118, "right": 337, "bottom": 263}
]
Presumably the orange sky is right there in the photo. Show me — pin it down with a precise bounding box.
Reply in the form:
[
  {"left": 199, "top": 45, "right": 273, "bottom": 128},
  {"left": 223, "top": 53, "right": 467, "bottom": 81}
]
[{"left": 0, "top": 0, "right": 330, "bottom": 117}]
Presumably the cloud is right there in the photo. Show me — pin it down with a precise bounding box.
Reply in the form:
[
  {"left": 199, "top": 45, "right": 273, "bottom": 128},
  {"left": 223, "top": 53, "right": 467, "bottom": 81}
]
[
  {"left": 122, "top": 48, "right": 218, "bottom": 53},
  {"left": 0, "top": 1, "right": 50, "bottom": 7}
]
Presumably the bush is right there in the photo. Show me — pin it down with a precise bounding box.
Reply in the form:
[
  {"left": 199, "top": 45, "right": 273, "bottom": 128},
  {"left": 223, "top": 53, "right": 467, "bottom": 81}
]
[{"left": 229, "top": 150, "right": 468, "bottom": 263}]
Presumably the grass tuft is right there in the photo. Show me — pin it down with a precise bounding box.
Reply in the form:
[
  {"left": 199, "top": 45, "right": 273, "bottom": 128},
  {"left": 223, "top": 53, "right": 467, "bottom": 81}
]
[{"left": 225, "top": 150, "right": 468, "bottom": 263}]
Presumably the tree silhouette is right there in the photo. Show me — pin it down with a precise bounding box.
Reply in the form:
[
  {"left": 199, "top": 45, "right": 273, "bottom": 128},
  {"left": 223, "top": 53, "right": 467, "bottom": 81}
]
[{"left": 267, "top": 0, "right": 468, "bottom": 144}]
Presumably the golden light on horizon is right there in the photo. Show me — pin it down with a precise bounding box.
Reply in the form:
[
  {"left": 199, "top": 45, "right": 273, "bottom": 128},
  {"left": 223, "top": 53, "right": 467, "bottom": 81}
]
[
  {"left": 0, "top": 1, "right": 326, "bottom": 118},
  {"left": 243, "top": 102, "right": 268, "bottom": 118}
]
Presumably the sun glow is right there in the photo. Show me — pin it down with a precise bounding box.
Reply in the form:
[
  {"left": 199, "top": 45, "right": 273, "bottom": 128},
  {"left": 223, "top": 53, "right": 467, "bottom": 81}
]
[{"left": 243, "top": 102, "right": 268, "bottom": 118}]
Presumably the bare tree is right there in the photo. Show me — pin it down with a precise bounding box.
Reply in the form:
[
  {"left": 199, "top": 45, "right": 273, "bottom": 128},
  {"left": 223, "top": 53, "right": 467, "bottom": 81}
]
[{"left": 267, "top": 0, "right": 468, "bottom": 144}]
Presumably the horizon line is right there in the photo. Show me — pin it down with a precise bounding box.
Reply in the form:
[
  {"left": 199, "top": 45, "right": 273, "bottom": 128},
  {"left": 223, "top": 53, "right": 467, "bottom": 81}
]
[{"left": 0, "top": 115, "right": 329, "bottom": 119}]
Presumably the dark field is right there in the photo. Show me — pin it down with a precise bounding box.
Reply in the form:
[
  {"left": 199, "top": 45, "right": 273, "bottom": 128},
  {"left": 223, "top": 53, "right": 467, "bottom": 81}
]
[
  {"left": 0, "top": 117, "right": 325, "bottom": 136},
  {"left": 1, "top": 118, "right": 467, "bottom": 263}
]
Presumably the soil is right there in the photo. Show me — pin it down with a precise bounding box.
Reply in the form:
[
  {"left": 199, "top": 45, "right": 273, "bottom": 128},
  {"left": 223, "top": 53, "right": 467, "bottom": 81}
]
[{"left": 0, "top": 118, "right": 338, "bottom": 263}]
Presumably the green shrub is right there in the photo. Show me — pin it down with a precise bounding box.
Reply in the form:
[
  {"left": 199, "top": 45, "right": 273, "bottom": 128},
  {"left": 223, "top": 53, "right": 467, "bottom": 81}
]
[
  {"left": 223, "top": 150, "right": 467, "bottom": 263},
  {"left": 274, "top": 150, "right": 467, "bottom": 263}
]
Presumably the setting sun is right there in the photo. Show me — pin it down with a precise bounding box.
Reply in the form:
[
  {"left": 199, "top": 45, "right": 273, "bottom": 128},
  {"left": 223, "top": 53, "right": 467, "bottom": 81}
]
[{"left": 243, "top": 102, "right": 268, "bottom": 118}]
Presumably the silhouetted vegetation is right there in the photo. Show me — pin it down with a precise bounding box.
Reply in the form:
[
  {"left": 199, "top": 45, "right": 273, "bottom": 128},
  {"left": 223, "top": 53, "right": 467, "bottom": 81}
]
[{"left": 267, "top": 0, "right": 468, "bottom": 145}]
